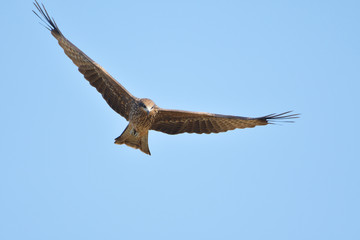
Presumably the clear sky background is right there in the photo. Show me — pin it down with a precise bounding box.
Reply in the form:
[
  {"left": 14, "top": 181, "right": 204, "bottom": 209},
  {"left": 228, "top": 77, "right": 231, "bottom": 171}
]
[{"left": 1, "top": 0, "right": 359, "bottom": 239}]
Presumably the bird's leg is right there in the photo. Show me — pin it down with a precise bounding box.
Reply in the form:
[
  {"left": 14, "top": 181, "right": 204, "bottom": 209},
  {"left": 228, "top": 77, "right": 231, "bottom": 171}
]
[{"left": 130, "top": 128, "right": 139, "bottom": 137}]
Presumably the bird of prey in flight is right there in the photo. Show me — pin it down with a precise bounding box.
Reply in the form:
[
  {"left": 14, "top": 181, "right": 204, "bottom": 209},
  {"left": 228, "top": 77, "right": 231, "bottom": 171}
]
[{"left": 33, "top": 1, "right": 299, "bottom": 155}]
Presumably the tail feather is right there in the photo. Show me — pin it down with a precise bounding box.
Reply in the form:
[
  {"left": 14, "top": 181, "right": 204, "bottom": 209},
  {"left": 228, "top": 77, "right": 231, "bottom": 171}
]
[{"left": 115, "top": 125, "right": 151, "bottom": 155}]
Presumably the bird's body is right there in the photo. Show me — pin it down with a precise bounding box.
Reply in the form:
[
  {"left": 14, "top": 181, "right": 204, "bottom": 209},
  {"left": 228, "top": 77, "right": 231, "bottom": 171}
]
[
  {"left": 115, "top": 98, "right": 158, "bottom": 154},
  {"left": 33, "top": 1, "right": 298, "bottom": 155},
  {"left": 129, "top": 98, "right": 158, "bottom": 134}
]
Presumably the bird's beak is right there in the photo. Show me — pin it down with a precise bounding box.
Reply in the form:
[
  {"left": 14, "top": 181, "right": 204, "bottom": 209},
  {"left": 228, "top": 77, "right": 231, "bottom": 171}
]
[{"left": 146, "top": 109, "right": 150, "bottom": 115}]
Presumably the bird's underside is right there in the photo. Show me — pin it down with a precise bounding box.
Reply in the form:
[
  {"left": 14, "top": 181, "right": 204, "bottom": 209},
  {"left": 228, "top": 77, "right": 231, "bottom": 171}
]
[{"left": 33, "top": 1, "right": 299, "bottom": 155}]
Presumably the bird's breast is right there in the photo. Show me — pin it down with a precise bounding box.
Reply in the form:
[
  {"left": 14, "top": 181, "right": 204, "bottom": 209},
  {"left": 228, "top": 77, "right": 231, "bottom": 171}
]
[{"left": 129, "top": 106, "right": 156, "bottom": 134}]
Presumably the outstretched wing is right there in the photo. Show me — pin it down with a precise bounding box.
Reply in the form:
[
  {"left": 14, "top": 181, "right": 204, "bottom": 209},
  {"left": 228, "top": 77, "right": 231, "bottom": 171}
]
[
  {"left": 151, "top": 109, "right": 299, "bottom": 134},
  {"left": 33, "top": 1, "right": 136, "bottom": 120}
]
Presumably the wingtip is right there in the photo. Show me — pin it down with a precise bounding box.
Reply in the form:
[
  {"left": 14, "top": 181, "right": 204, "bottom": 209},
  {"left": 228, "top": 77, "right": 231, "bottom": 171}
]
[
  {"left": 263, "top": 111, "right": 300, "bottom": 124},
  {"left": 33, "top": 0, "right": 62, "bottom": 35}
]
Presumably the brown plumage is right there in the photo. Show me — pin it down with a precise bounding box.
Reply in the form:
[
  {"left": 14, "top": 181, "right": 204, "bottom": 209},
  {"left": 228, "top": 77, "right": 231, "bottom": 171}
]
[{"left": 33, "top": 1, "right": 299, "bottom": 155}]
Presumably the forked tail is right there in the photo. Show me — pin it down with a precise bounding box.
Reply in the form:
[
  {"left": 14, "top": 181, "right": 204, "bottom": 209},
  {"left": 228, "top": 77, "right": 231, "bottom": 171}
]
[{"left": 115, "top": 125, "right": 151, "bottom": 155}]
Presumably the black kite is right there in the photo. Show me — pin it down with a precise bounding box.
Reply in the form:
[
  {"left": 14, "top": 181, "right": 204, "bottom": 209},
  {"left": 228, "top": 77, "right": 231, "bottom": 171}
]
[{"left": 33, "top": 1, "right": 299, "bottom": 155}]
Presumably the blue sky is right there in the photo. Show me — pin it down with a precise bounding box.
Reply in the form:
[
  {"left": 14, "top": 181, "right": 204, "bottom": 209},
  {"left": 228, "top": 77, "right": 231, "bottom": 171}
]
[{"left": 1, "top": 0, "right": 359, "bottom": 239}]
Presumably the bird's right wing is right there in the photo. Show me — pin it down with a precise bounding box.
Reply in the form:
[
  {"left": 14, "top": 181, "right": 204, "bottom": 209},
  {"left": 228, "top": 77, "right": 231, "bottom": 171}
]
[
  {"left": 151, "top": 109, "right": 299, "bottom": 134},
  {"left": 33, "top": 1, "right": 136, "bottom": 120}
]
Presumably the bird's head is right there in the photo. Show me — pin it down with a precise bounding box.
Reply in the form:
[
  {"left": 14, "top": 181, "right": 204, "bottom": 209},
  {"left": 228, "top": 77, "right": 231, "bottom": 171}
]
[{"left": 139, "top": 98, "right": 156, "bottom": 115}]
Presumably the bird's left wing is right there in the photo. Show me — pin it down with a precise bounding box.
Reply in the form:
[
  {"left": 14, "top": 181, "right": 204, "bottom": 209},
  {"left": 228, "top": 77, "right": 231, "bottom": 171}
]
[
  {"left": 33, "top": 1, "right": 136, "bottom": 120},
  {"left": 151, "top": 109, "right": 298, "bottom": 134}
]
